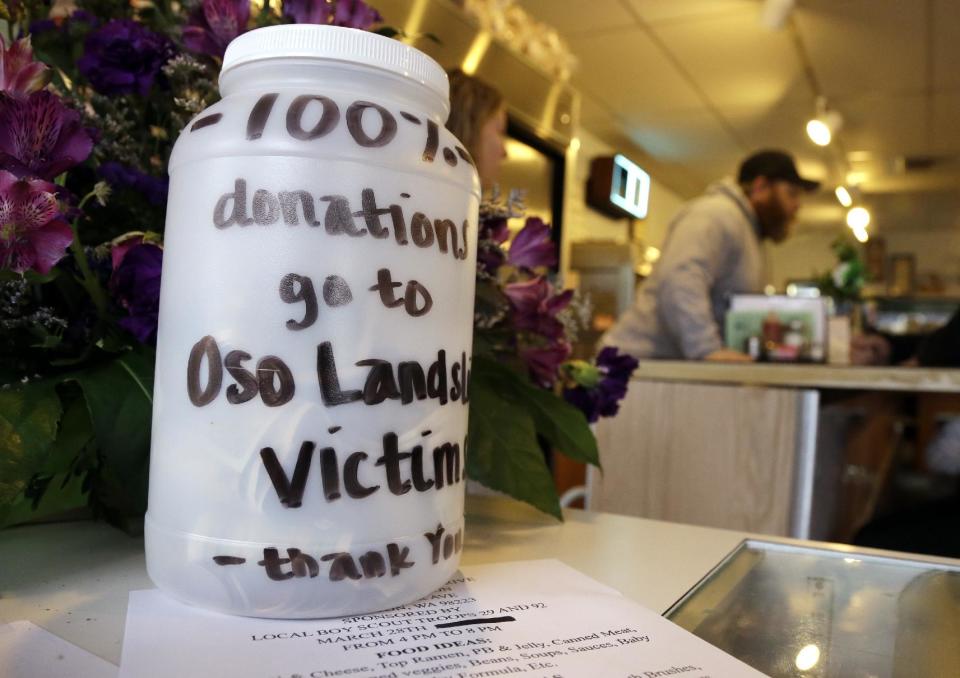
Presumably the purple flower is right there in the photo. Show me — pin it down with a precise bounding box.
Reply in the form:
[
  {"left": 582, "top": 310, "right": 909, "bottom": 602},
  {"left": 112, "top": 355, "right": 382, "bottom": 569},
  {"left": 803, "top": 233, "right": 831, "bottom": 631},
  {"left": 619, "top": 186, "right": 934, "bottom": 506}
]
[
  {"left": 508, "top": 217, "right": 557, "bottom": 269},
  {"left": 0, "top": 35, "right": 51, "bottom": 97},
  {"left": 562, "top": 347, "right": 638, "bottom": 423},
  {"left": 479, "top": 216, "right": 509, "bottom": 244},
  {"left": 29, "top": 9, "right": 99, "bottom": 35},
  {"left": 0, "top": 170, "right": 73, "bottom": 274},
  {"left": 521, "top": 341, "right": 571, "bottom": 388},
  {"left": 112, "top": 242, "right": 162, "bottom": 344},
  {"left": 110, "top": 232, "right": 146, "bottom": 271},
  {"left": 0, "top": 90, "right": 94, "bottom": 180},
  {"left": 27, "top": 19, "right": 58, "bottom": 34},
  {"left": 183, "top": 0, "right": 250, "bottom": 59},
  {"left": 77, "top": 20, "right": 174, "bottom": 96},
  {"left": 503, "top": 276, "right": 573, "bottom": 340},
  {"left": 98, "top": 161, "right": 168, "bottom": 206},
  {"left": 284, "top": 0, "right": 383, "bottom": 29},
  {"left": 477, "top": 242, "right": 505, "bottom": 275},
  {"left": 597, "top": 345, "right": 639, "bottom": 379},
  {"left": 562, "top": 387, "right": 603, "bottom": 424}
]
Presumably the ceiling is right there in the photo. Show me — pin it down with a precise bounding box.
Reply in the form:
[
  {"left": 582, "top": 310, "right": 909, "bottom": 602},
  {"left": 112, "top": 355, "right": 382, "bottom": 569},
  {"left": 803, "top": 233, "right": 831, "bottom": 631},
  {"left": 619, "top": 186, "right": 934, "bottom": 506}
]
[{"left": 515, "top": 0, "right": 960, "bottom": 231}]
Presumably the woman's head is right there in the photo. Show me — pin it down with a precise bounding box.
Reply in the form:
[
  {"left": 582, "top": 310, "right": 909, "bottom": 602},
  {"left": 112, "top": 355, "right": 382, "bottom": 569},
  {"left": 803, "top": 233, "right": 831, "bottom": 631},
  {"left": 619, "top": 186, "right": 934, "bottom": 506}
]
[{"left": 446, "top": 70, "right": 507, "bottom": 190}]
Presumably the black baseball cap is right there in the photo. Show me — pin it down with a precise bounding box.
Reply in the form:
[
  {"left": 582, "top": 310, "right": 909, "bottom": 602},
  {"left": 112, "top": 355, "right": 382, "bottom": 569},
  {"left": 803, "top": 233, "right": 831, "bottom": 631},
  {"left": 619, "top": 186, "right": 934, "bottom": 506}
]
[{"left": 738, "top": 150, "right": 820, "bottom": 192}]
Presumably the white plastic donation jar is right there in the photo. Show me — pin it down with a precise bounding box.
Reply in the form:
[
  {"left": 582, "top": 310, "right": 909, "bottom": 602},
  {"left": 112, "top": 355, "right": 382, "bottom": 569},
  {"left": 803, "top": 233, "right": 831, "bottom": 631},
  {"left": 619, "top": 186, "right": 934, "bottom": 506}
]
[{"left": 146, "top": 24, "right": 479, "bottom": 618}]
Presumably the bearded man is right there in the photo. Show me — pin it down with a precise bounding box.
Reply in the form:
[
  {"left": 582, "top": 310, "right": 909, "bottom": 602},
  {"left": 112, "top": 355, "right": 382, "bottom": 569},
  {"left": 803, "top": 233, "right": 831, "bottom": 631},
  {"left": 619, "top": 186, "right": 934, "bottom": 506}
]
[{"left": 603, "top": 149, "right": 819, "bottom": 361}]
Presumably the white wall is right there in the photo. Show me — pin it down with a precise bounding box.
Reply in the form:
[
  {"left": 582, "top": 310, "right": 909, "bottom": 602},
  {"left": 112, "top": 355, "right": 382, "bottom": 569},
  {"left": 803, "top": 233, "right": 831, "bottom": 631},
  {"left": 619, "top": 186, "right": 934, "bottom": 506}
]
[
  {"left": 561, "top": 127, "right": 685, "bottom": 284},
  {"left": 764, "top": 229, "right": 838, "bottom": 288},
  {"left": 562, "top": 131, "right": 960, "bottom": 294},
  {"left": 765, "top": 225, "right": 960, "bottom": 293},
  {"left": 882, "top": 229, "right": 960, "bottom": 288}
]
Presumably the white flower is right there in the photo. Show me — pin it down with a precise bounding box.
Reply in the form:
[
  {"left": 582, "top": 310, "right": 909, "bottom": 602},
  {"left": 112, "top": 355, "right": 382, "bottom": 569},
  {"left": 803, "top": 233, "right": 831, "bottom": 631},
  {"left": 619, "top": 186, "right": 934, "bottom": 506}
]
[{"left": 832, "top": 262, "right": 850, "bottom": 288}]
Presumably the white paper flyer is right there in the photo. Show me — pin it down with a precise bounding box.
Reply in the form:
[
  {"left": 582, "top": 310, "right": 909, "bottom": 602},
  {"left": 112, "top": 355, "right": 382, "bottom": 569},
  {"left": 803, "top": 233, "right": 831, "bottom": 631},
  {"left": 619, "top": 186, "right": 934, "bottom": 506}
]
[
  {"left": 119, "top": 559, "right": 766, "bottom": 677},
  {"left": 0, "top": 620, "right": 117, "bottom": 678}
]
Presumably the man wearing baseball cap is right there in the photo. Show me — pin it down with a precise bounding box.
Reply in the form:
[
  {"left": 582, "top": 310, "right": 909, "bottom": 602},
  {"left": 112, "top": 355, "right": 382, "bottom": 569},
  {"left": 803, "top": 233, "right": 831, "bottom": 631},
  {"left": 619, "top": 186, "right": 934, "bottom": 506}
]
[{"left": 603, "top": 149, "right": 819, "bottom": 361}]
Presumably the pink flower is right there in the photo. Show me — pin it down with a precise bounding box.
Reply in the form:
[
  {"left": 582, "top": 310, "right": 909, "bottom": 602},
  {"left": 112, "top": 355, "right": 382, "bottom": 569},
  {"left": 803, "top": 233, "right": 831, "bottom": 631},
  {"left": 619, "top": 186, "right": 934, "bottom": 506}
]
[
  {"left": 508, "top": 217, "right": 557, "bottom": 269},
  {"left": 112, "top": 242, "right": 163, "bottom": 344},
  {"left": 479, "top": 216, "right": 509, "bottom": 244},
  {"left": 521, "top": 341, "right": 572, "bottom": 388},
  {"left": 503, "top": 276, "right": 573, "bottom": 339},
  {"left": 110, "top": 232, "right": 145, "bottom": 271},
  {"left": 284, "top": 0, "right": 382, "bottom": 29},
  {"left": 0, "top": 90, "right": 94, "bottom": 180},
  {"left": 0, "top": 170, "right": 73, "bottom": 274},
  {"left": 183, "top": 0, "right": 251, "bottom": 59},
  {"left": 0, "top": 35, "right": 51, "bottom": 97}
]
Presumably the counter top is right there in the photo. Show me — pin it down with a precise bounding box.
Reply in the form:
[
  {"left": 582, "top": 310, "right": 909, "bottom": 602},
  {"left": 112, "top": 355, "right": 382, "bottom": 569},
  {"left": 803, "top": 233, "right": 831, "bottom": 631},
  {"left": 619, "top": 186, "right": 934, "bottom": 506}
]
[
  {"left": 634, "top": 360, "right": 960, "bottom": 392},
  {"left": 0, "top": 497, "right": 749, "bottom": 666},
  {"left": 2, "top": 496, "right": 958, "bottom": 668}
]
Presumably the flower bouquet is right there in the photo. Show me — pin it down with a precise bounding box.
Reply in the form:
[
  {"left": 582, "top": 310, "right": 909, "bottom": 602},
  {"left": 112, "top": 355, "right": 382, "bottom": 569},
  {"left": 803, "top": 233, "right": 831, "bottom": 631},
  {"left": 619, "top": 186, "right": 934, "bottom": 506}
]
[
  {"left": 0, "top": 1, "right": 636, "bottom": 531},
  {"left": 468, "top": 190, "right": 637, "bottom": 517}
]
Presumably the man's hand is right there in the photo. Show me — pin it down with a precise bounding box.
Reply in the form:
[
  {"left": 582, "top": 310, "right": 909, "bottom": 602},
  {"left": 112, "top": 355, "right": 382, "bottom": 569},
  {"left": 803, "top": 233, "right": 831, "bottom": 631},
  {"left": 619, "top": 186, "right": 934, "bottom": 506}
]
[
  {"left": 703, "top": 349, "right": 754, "bottom": 362},
  {"left": 850, "top": 334, "right": 891, "bottom": 366}
]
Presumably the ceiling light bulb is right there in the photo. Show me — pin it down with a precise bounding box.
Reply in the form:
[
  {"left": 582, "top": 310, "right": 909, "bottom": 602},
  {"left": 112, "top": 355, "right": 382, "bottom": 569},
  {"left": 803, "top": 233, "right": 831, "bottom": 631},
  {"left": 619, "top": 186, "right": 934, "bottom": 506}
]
[
  {"left": 835, "top": 186, "right": 852, "bottom": 207},
  {"left": 847, "top": 206, "right": 870, "bottom": 230},
  {"left": 806, "top": 119, "right": 832, "bottom": 146},
  {"left": 807, "top": 109, "right": 843, "bottom": 146},
  {"left": 852, "top": 225, "right": 869, "bottom": 243},
  {"left": 796, "top": 644, "right": 821, "bottom": 671}
]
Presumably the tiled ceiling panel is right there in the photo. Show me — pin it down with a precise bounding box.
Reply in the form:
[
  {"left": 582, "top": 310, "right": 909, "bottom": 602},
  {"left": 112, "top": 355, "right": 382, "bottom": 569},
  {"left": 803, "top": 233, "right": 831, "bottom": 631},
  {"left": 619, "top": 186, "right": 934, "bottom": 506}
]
[
  {"left": 650, "top": 12, "right": 809, "bottom": 110},
  {"left": 619, "top": 108, "right": 743, "bottom": 178},
  {"left": 933, "top": 0, "right": 960, "bottom": 92},
  {"left": 511, "top": 0, "right": 950, "bottom": 201},
  {"left": 721, "top": 95, "right": 815, "bottom": 151},
  {"left": 566, "top": 27, "right": 704, "bottom": 115},
  {"left": 793, "top": 0, "right": 928, "bottom": 98},
  {"left": 721, "top": 100, "right": 837, "bottom": 182},
  {"left": 833, "top": 94, "right": 929, "bottom": 156},
  {"left": 930, "top": 93, "right": 960, "bottom": 154},
  {"left": 625, "top": 0, "right": 759, "bottom": 25},
  {"left": 516, "top": 0, "right": 636, "bottom": 36},
  {"left": 578, "top": 95, "right": 709, "bottom": 197}
]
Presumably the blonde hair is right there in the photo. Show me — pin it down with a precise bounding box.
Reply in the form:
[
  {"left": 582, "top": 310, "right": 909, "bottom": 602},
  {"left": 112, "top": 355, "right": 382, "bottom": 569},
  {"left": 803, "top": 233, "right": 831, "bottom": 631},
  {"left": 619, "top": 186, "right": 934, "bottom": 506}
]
[{"left": 446, "top": 70, "right": 504, "bottom": 158}]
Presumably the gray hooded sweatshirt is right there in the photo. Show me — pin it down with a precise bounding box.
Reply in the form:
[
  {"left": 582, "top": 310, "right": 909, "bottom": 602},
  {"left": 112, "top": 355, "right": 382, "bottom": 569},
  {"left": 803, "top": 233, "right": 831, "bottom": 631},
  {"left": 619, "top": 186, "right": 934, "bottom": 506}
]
[{"left": 602, "top": 178, "right": 764, "bottom": 360}]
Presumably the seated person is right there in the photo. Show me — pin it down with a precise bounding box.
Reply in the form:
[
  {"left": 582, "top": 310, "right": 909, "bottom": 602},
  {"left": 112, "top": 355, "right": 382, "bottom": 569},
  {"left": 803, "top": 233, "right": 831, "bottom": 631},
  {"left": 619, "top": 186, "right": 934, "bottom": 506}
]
[{"left": 853, "top": 307, "right": 960, "bottom": 557}]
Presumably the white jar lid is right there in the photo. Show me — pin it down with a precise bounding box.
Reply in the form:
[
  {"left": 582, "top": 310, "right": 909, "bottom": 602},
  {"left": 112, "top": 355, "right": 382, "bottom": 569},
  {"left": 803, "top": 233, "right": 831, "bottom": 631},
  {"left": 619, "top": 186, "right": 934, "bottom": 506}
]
[{"left": 221, "top": 24, "right": 448, "bottom": 103}]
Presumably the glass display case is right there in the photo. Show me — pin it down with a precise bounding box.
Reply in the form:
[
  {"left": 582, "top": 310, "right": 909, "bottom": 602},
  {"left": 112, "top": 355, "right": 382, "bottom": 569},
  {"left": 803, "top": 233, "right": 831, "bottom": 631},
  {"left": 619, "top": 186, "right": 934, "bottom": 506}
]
[
  {"left": 865, "top": 296, "right": 958, "bottom": 336},
  {"left": 666, "top": 540, "right": 960, "bottom": 677}
]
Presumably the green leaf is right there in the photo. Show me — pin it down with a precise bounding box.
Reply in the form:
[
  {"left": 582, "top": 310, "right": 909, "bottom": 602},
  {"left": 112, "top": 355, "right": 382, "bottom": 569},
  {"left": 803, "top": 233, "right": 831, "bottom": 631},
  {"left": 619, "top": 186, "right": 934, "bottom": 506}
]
[
  {"left": 42, "top": 385, "right": 95, "bottom": 475},
  {"left": 30, "top": 332, "right": 63, "bottom": 349},
  {"left": 472, "top": 356, "right": 600, "bottom": 468},
  {"left": 467, "top": 376, "right": 562, "bottom": 519},
  {"left": 0, "top": 380, "right": 62, "bottom": 506},
  {"left": 23, "top": 268, "right": 61, "bottom": 285},
  {"left": 474, "top": 279, "right": 509, "bottom": 318},
  {"left": 0, "top": 471, "right": 90, "bottom": 529},
  {"left": 67, "top": 347, "right": 155, "bottom": 521}
]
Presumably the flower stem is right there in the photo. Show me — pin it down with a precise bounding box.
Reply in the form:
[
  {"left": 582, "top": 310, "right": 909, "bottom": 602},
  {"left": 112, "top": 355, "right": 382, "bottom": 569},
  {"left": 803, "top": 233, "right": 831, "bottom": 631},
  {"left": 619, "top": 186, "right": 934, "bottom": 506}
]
[{"left": 69, "top": 191, "right": 109, "bottom": 321}]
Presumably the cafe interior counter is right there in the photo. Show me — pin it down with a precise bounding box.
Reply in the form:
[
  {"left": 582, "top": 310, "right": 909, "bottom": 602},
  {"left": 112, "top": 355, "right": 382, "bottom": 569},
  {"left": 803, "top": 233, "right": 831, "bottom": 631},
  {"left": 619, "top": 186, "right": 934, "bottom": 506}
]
[
  {"left": 589, "top": 361, "right": 960, "bottom": 544},
  {"left": 632, "top": 360, "right": 960, "bottom": 393}
]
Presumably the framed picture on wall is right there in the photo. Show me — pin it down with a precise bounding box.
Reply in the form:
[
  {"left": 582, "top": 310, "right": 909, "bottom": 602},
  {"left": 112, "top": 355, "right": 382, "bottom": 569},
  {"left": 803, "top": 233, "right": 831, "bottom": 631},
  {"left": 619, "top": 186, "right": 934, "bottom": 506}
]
[
  {"left": 888, "top": 253, "right": 916, "bottom": 296},
  {"left": 865, "top": 237, "right": 886, "bottom": 283}
]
